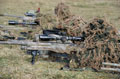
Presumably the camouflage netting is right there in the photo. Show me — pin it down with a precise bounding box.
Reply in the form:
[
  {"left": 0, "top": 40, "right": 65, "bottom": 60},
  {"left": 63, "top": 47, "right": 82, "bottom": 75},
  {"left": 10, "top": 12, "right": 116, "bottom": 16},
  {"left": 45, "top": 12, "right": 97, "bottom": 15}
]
[{"left": 69, "top": 18, "right": 120, "bottom": 70}]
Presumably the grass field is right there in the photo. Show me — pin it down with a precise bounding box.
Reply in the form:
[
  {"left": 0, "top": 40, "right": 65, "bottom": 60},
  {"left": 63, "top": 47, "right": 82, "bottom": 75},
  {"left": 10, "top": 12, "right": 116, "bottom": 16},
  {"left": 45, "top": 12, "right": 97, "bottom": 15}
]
[{"left": 0, "top": 0, "right": 120, "bottom": 79}]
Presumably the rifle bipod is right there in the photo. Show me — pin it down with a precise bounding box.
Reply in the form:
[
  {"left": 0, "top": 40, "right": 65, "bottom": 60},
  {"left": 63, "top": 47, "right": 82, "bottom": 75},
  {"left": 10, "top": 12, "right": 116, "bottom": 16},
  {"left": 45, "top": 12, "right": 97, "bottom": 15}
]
[
  {"left": 27, "top": 50, "right": 70, "bottom": 64},
  {"left": 31, "top": 50, "right": 37, "bottom": 64},
  {"left": 27, "top": 50, "right": 49, "bottom": 64}
]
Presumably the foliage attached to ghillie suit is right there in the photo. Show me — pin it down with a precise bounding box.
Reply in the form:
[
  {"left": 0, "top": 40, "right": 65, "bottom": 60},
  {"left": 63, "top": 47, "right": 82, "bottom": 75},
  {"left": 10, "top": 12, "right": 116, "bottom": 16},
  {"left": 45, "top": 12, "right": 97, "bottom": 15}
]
[
  {"left": 0, "top": 30, "right": 14, "bottom": 41},
  {"left": 58, "top": 16, "right": 87, "bottom": 36},
  {"left": 69, "top": 18, "right": 120, "bottom": 71},
  {"left": 55, "top": 2, "right": 71, "bottom": 21},
  {"left": 55, "top": 3, "right": 87, "bottom": 36},
  {"left": 28, "top": 13, "right": 57, "bottom": 39},
  {"left": 35, "top": 13, "right": 57, "bottom": 30}
]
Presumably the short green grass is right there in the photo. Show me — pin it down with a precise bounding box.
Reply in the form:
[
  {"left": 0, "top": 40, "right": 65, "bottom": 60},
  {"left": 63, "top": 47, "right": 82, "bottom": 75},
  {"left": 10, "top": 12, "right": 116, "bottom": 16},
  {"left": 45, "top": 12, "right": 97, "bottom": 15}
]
[
  {"left": 0, "top": 45, "right": 119, "bottom": 79},
  {"left": 0, "top": 0, "right": 120, "bottom": 79}
]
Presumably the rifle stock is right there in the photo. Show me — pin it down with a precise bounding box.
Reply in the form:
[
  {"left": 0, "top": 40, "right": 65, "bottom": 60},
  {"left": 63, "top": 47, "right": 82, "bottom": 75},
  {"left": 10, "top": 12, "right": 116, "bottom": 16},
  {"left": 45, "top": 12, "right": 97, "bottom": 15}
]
[
  {"left": 0, "top": 40, "right": 76, "bottom": 53},
  {"left": 0, "top": 40, "right": 78, "bottom": 64}
]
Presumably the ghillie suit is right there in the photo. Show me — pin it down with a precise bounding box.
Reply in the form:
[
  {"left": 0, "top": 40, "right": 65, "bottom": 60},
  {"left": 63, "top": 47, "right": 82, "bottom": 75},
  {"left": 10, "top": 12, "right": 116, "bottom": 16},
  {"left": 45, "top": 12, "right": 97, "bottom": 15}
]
[
  {"left": 55, "top": 2, "right": 71, "bottom": 21},
  {"left": 69, "top": 18, "right": 120, "bottom": 71},
  {"left": 57, "top": 16, "right": 87, "bottom": 36},
  {"left": 55, "top": 3, "right": 120, "bottom": 71},
  {"left": 27, "top": 13, "right": 57, "bottom": 39},
  {"left": 0, "top": 30, "right": 15, "bottom": 41},
  {"left": 35, "top": 13, "right": 57, "bottom": 30},
  {"left": 55, "top": 2, "right": 87, "bottom": 36}
]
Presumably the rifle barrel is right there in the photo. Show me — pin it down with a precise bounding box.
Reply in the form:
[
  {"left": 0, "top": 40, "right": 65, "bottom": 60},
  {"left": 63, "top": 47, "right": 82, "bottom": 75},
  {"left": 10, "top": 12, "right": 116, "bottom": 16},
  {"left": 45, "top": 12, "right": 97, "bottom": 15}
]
[
  {"left": 0, "top": 25, "right": 25, "bottom": 30},
  {"left": 1, "top": 14, "right": 23, "bottom": 18},
  {"left": 38, "top": 35, "right": 84, "bottom": 42},
  {"left": 8, "top": 21, "right": 38, "bottom": 25}
]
